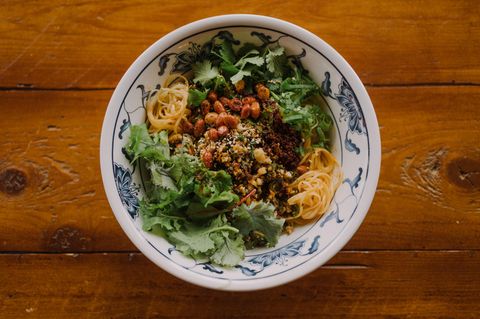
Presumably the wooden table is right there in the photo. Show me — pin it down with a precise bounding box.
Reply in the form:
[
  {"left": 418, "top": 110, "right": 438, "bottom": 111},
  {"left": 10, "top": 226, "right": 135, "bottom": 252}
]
[{"left": 1, "top": 1, "right": 479, "bottom": 317}]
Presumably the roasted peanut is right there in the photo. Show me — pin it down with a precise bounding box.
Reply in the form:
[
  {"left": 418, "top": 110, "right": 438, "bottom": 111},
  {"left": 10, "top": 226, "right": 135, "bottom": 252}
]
[
  {"left": 208, "top": 128, "right": 219, "bottom": 141},
  {"left": 241, "top": 104, "right": 251, "bottom": 119},
  {"left": 219, "top": 96, "right": 230, "bottom": 106},
  {"left": 253, "top": 148, "right": 271, "bottom": 164},
  {"left": 193, "top": 119, "right": 206, "bottom": 137},
  {"left": 205, "top": 112, "right": 218, "bottom": 125},
  {"left": 235, "top": 80, "right": 245, "bottom": 92},
  {"left": 213, "top": 100, "right": 226, "bottom": 113},
  {"left": 297, "top": 165, "right": 308, "bottom": 175},
  {"left": 230, "top": 98, "right": 242, "bottom": 112},
  {"left": 207, "top": 91, "right": 218, "bottom": 103},
  {"left": 217, "top": 125, "right": 229, "bottom": 137},
  {"left": 215, "top": 112, "right": 227, "bottom": 127},
  {"left": 255, "top": 83, "right": 270, "bottom": 101},
  {"left": 202, "top": 151, "right": 213, "bottom": 168},
  {"left": 180, "top": 119, "right": 194, "bottom": 134},
  {"left": 250, "top": 101, "right": 261, "bottom": 119},
  {"left": 257, "top": 167, "right": 267, "bottom": 175},
  {"left": 224, "top": 114, "right": 239, "bottom": 129},
  {"left": 242, "top": 96, "right": 256, "bottom": 104},
  {"left": 200, "top": 100, "right": 211, "bottom": 115}
]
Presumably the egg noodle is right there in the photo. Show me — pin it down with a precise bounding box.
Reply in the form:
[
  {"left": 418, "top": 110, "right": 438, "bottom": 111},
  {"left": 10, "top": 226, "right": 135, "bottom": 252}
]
[
  {"left": 146, "top": 74, "right": 190, "bottom": 133},
  {"left": 288, "top": 148, "right": 342, "bottom": 221}
]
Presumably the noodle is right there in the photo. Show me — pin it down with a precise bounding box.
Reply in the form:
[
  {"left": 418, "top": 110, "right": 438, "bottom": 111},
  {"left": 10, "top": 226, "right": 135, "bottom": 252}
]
[
  {"left": 287, "top": 148, "right": 342, "bottom": 221},
  {"left": 146, "top": 74, "right": 190, "bottom": 133}
]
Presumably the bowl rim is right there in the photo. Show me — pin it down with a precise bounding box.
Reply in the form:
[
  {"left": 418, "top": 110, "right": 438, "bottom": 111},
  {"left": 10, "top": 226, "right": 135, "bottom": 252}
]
[{"left": 100, "top": 14, "right": 381, "bottom": 291}]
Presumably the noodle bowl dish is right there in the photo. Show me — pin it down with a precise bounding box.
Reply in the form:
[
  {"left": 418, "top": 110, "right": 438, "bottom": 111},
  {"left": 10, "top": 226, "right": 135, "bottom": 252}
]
[{"left": 100, "top": 15, "right": 381, "bottom": 291}]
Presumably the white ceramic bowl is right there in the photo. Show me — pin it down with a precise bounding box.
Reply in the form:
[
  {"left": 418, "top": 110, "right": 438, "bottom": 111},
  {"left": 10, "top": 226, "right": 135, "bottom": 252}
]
[{"left": 100, "top": 14, "right": 381, "bottom": 291}]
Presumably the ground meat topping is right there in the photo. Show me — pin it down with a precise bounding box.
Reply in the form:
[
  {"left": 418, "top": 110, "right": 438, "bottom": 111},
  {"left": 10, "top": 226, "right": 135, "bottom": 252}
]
[{"left": 262, "top": 102, "right": 302, "bottom": 170}]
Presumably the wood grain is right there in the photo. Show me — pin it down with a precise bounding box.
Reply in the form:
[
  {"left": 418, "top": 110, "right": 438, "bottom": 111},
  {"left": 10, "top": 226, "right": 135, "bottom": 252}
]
[
  {"left": 1, "top": 251, "right": 479, "bottom": 318},
  {"left": 0, "top": 86, "right": 479, "bottom": 252},
  {"left": 0, "top": 90, "right": 135, "bottom": 252},
  {"left": 0, "top": 0, "right": 479, "bottom": 89},
  {"left": 1, "top": 1, "right": 479, "bottom": 317}
]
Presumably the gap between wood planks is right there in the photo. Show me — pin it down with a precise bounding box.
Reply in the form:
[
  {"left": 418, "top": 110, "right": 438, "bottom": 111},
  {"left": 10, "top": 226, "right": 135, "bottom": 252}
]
[
  {"left": 0, "top": 249, "right": 478, "bottom": 255},
  {"left": 0, "top": 82, "right": 480, "bottom": 91}
]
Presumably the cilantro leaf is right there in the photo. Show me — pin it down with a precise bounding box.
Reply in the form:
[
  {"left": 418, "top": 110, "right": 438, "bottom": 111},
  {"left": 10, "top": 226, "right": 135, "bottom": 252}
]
[
  {"left": 220, "top": 60, "right": 239, "bottom": 76},
  {"left": 233, "top": 50, "right": 264, "bottom": 73},
  {"left": 266, "top": 46, "right": 287, "bottom": 77},
  {"left": 188, "top": 88, "right": 207, "bottom": 106},
  {"left": 274, "top": 91, "right": 332, "bottom": 149},
  {"left": 232, "top": 201, "right": 285, "bottom": 247},
  {"left": 218, "top": 40, "right": 236, "bottom": 64},
  {"left": 230, "top": 69, "right": 251, "bottom": 84},
  {"left": 236, "top": 42, "right": 260, "bottom": 58},
  {"left": 193, "top": 60, "right": 219, "bottom": 86},
  {"left": 216, "top": 48, "right": 264, "bottom": 84}
]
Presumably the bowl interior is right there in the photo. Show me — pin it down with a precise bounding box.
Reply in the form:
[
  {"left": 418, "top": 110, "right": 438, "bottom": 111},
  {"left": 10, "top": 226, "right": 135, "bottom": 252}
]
[{"left": 102, "top": 17, "right": 378, "bottom": 291}]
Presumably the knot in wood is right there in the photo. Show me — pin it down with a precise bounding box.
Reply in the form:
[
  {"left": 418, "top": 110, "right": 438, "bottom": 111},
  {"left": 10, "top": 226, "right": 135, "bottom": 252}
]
[
  {"left": 446, "top": 157, "right": 480, "bottom": 190},
  {"left": 0, "top": 168, "right": 27, "bottom": 195}
]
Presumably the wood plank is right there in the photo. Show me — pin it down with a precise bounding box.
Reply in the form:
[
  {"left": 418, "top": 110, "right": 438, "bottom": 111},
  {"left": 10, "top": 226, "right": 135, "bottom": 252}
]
[
  {"left": 0, "top": 251, "right": 479, "bottom": 318},
  {"left": 0, "top": 87, "right": 479, "bottom": 252},
  {"left": 0, "top": 90, "right": 135, "bottom": 252},
  {"left": 346, "top": 86, "right": 480, "bottom": 250},
  {"left": 0, "top": 0, "right": 479, "bottom": 89}
]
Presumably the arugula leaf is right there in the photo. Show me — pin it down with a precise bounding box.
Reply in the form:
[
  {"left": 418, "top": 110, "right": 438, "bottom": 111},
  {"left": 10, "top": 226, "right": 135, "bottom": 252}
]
[
  {"left": 188, "top": 88, "right": 207, "bottom": 106},
  {"left": 232, "top": 201, "right": 285, "bottom": 247},
  {"left": 193, "top": 60, "right": 219, "bottom": 86}
]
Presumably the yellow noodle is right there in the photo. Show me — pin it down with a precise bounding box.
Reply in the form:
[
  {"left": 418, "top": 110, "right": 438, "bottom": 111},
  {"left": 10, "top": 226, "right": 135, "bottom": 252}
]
[
  {"left": 288, "top": 148, "right": 342, "bottom": 221},
  {"left": 146, "top": 74, "right": 190, "bottom": 133}
]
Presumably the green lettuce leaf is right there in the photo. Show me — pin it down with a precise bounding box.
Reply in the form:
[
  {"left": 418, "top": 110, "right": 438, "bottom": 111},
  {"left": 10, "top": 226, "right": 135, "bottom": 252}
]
[
  {"left": 210, "top": 230, "right": 245, "bottom": 266},
  {"left": 125, "top": 124, "right": 170, "bottom": 163},
  {"left": 232, "top": 201, "right": 285, "bottom": 247},
  {"left": 139, "top": 200, "right": 185, "bottom": 231},
  {"left": 167, "top": 215, "right": 244, "bottom": 265}
]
